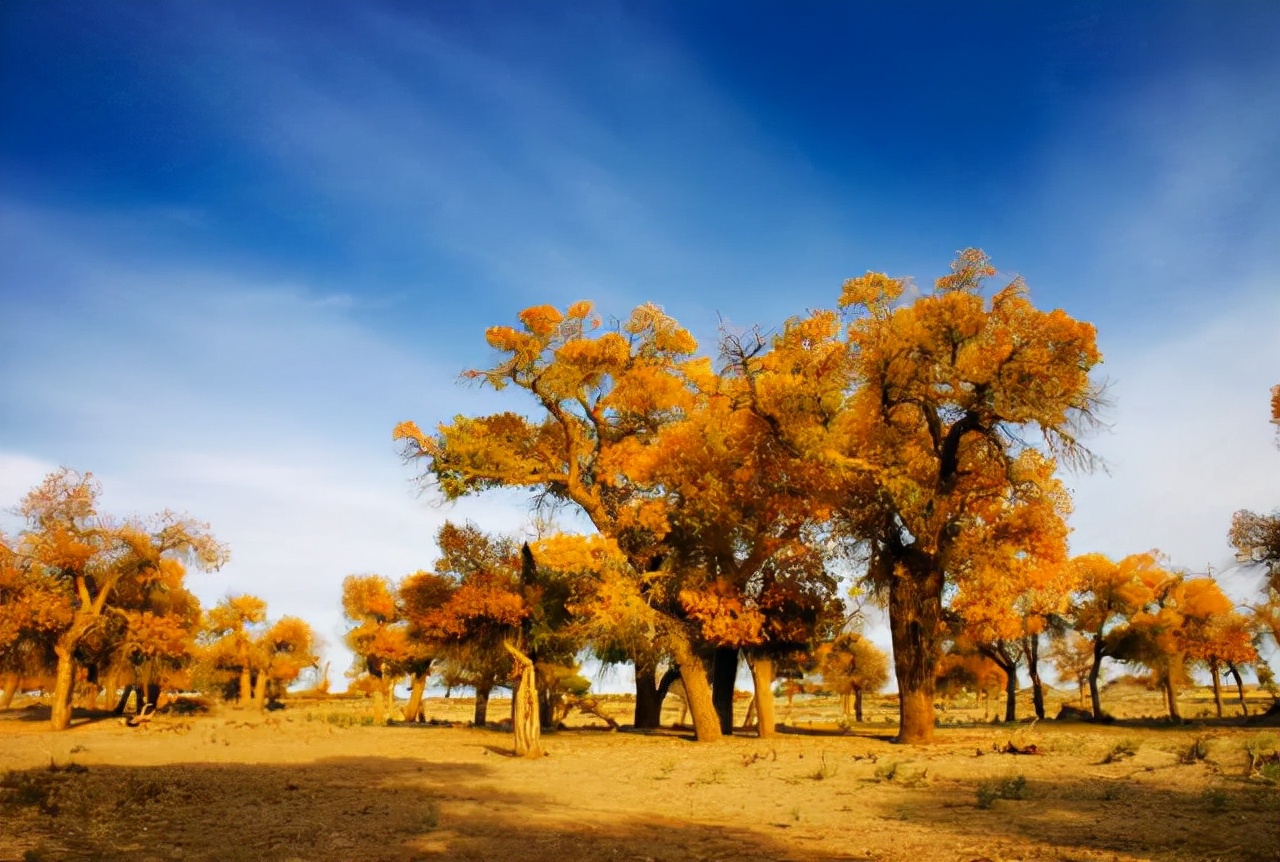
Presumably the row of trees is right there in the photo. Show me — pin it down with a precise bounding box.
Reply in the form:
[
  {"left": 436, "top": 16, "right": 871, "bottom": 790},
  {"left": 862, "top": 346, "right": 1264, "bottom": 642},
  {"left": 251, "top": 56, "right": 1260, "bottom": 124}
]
[
  {"left": 0, "top": 470, "right": 320, "bottom": 729},
  {"left": 387, "top": 251, "right": 1277, "bottom": 745}
]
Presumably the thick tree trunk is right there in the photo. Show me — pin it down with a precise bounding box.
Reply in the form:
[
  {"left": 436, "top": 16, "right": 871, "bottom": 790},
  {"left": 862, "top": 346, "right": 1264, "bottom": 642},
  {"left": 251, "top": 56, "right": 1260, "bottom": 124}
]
[
  {"left": 537, "top": 679, "right": 556, "bottom": 731},
  {"left": 748, "top": 656, "right": 777, "bottom": 738},
  {"left": 238, "top": 667, "right": 252, "bottom": 706},
  {"left": 1227, "top": 663, "right": 1249, "bottom": 716},
  {"left": 1209, "top": 661, "right": 1223, "bottom": 718},
  {"left": 145, "top": 682, "right": 162, "bottom": 710},
  {"left": 252, "top": 673, "right": 268, "bottom": 712},
  {"left": 505, "top": 642, "right": 542, "bottom": 757},
  {"left": 854, "top": 687, "right": 864, "bottom": 722},
  {"left": 473, "top": 684, "right": 491, "bottom": 727},
  {"left": 404, "top": 673, "right": 427, "bottom": 722},
  {"left": 1024, "top": 634, "right": 1046, "bottom": 720},
  {"left": 50, "top": 649, "right": 76, "bottom": 731},
  {"left": 113, "top": 685, "right": 138, "bottom": 715},
  {"left": 632, "top": 655, "right": 663, "bottom": 729},
  {"left": 0, "top": 673, "right": 19, "bottom": 710},
  {"left": 668, "top": 629, "right": 721, "bottom": 742},
  {"left": 711, "top": 647, "right": 738, "bottom": 736},
  {"left": 887, "top": 560, "right": 944, "bottom": 744}
]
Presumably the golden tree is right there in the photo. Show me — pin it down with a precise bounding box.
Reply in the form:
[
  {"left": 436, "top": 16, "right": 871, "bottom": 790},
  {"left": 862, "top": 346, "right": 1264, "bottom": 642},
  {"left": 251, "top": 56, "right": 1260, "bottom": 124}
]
[
  {"left": 1065, "top": 551, "right": 1169, "bottom": 719},
  {"left": 740, "top": 250, "right": 1102, "bottom": 742},
  {"left": 16, "top": 469, "right": 225, "bottom": 730},
  {"left": 817, "top": 631, "right": 889, "bottom": 722},
  {"left": 204, "top": 594, "right": 269, "bottom": 705},
  {"left": 396, "top": 303, "right": 729, "bottom": 740},
  {"left": 342, "top": 574, "right": 413, "bottom": 723}
]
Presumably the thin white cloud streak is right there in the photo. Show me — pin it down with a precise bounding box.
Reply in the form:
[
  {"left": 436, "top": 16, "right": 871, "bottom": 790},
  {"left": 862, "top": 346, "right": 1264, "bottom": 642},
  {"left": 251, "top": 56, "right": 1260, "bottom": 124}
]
[
  {"left": 0, "top": 208, "right": 536, "bottom": 684},
  {"left": 1067, "top": 285, "right": 1280, "bottom": 600}
]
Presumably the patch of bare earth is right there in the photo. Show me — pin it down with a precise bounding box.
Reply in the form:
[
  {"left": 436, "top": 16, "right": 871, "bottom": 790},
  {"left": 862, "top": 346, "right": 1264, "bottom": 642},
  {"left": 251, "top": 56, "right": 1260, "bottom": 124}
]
[{"left": 1, "top": 688, "right": 1277, "bottom": 862}]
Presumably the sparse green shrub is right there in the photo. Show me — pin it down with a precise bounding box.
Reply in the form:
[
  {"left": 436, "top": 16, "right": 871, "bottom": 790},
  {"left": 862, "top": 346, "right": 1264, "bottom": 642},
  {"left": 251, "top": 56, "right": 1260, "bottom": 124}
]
[
  {"left": 976, "top": 774, "right": 1027, "bottom": 808},
  {"left": 1178, "top": 735, "right": 1211, "bottom": 764},
  {"left": 1101, "top": 738, "right": 1139, "bottom": 764},
  {"left": 809, "top": 751, "right": 838, "bottom": 781}
]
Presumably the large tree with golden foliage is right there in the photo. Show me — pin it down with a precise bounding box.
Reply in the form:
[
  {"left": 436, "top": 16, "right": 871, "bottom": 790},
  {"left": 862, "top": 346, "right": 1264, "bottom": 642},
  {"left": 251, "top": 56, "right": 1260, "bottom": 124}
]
[
  {"left": 15, "top": 469, "right": 225, "bottom": 730},
  {"left": 737, "top": 250, "right": 1102, "bottom": 743},
  {"left": 396, "top": 303, "right": 730, "bottom": 740}
]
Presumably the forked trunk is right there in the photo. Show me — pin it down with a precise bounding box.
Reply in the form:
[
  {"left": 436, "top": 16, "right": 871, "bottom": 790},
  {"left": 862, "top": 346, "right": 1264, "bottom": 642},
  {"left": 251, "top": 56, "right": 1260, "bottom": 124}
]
[
  {"left": 887, "top": 560, "right": 944, "bottom": 744},
  {"left": 1088, "top": 637, "right": 1105, "bottom": 720},
  {"left": 668, "top": 629, "right": 721, "bottom": 742},
  {"left": 50, "top": 649, "right": 76, "bottom": 731},
  {"left": 711, "top": 647, "right": 738, "bottom": 736},
  {"left": 1226, "top": 663, "right": 1249, "bottom": 716},
  {"left": 473, "top": 685, "right": 492, "bottom": 726},
  {"left": 1024, "top": 634, "right": 1045, "bottom": 720},
  {"left": 748, "top": 656, "right": 776, "bottom": 738},
  {"left": 404, "top": 673, "right": 427, "bottom": 722},
  {"left": 632, "top": 655, "right": 662, "bottom": 729},
  {"left": 1209, "top": 661, "right": 1223, "bottom": 718}
]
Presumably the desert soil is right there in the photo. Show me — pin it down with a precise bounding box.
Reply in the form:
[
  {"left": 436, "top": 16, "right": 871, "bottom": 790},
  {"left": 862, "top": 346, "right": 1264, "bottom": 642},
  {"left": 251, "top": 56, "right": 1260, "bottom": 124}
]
[{"left": 2, "top": 686, "right": 1277, "bottom": 862}]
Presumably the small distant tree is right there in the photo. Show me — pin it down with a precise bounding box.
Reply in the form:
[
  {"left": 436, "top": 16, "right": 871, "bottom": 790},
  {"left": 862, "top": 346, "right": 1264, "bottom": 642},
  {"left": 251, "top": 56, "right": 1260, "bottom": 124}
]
[
  {"left": 1047, "top": 631, "right": 1094, "bottom": 708},
  {"left": 204, "top": 594, "right": 268, "bottom": 705},
  {"left": 1065, "top": 551, "right": 1167, "bottom": 720},
  {"left": 342, "top": 574, "right": 411, "bottom": 723},
  {"left": 818, "top": 632, "right": 889, "bottom": 722}
]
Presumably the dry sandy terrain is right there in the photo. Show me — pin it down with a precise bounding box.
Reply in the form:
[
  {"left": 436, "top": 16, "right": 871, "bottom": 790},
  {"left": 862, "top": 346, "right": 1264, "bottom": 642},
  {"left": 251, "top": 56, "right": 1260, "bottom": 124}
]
[{"left": 2, "top": 687, "right": 1277, "bottom": 862}]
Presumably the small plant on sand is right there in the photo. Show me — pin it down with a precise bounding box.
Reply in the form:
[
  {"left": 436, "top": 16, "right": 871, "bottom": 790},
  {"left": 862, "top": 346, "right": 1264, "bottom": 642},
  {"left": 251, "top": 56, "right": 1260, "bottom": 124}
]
[
  {"left": 873, "top": 760, "right": 927, "bottom": 786},
  {"left": 873, "top": 761, "right": 901, "bottom": 782},
  {"left": 809, "top": 751, "right": 838, "bottom": 781},
  {"left": 1243, "top": 733, "right": 1280, "bottom": 781},
  {"left": 654, "top": 759, "right": 677, "bottom": 781},
  {"left": 1101, "top": 738, "right": 1139, "bottom": 764},
  {"left": 976, "top": 774, "right": 1027, "bottom": 809},
  {"left": 1200, "top": 787, "right": 1229, "bottom": 812},
  {"left": 1178, "top": 735, "right": 1211, "bottom": 764}
]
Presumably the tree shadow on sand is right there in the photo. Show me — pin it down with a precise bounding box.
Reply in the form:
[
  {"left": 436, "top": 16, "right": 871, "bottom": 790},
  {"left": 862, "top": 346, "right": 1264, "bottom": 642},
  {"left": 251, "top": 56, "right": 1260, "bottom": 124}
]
[{"left": 0, "top": 755, "right": 861, "bottom": 862}]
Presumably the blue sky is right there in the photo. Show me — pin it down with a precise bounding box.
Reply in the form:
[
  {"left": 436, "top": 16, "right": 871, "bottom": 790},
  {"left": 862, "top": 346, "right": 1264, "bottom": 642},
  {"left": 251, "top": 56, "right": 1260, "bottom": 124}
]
[{"left": 2, "top": 1, "right": 1278, "bottom": 691}]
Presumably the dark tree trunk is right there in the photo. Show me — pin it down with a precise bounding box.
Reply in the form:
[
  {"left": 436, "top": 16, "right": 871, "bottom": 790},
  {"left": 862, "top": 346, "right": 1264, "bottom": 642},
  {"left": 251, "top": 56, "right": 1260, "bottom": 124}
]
[
  {"left": 1088, "top": 636, "right": 1105, "bottom": 720},
  {"left": 1003, "top": 662, "right": 1018, "bottom": 722},
  {"left": 1226, "top": 663, "right": 1249, "bottom": 716},
  {"left": 711, "top": 647, "right": 738, "bottom": 736},
  {"left": 1024, "top": 633, "right": 1046, "bottom": 720},
  {"left": 537, "top": 681, "right": 556, "bottom": 730},
  {"left": 113, "top": 685, "right": 142, "bottom": 715},
  {"left": 472, "top": 685, "right": 492, "bottom": 727},
  {"left": 1209, "top": 660, "right": 1223, "bottom": 718},
  {"left": 887, "top": 557, "right": 944, "bottom": 743},
  {"left": 632, "top": 655, "right": 663, "bottom": 728},
  {"left": 146, "top": 682, "right": 162, "bottom": 711}
]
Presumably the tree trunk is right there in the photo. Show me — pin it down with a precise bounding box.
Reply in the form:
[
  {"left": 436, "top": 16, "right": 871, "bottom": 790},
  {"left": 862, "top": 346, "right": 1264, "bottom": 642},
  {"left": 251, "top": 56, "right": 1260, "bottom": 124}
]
[
  {"left": 50, "top": 649, "right": 76, "bottom": 731},
  {"left": 473, "top": 684, "right": 491, "bottom": 726},
  {"left": 372, "top": 677, "right": 386, "bottom": 724},
  {"left": 711, "top": 647, "right": 738, "bottom": 736},
  {"left": 1002, "top": 661, "right": 1018, "bottom": 723},
  {"left": 854, "top": 687, "right": 864, "bottom": 722},
  {"left": 1088, "top": 637, "right": 1105, "bottom": 720},
  {"left": 1024, "top": 634, "right": 1046, "bottom": 720},
  {"left": 1227, "top": 663, "right": 1249, "bottom": 716},
  {"left": 404, "top": 673, "right": 427, "bottom": 722},
  {"left": 1209, "top": 660, "right": 1223, "bottom": 718},
  {"left": 537, "top": 679, "right": 556, "bottom": 731},
  {"left": 748, "top": 656, "right": 777, "bottom": 738},
  {"left": 0, "top": 673, "right": 18, "bottom": 710},
  {"left": 504, "top": 642, "right": 542, "bottom": 757},
  {"left": 113, "top": 684, "right": 138, "bottom": 715},
  {"left": 145, "top": 682, "right": 162, "bottom": 710},
  {"left": 887, "top": 560, "right": 944, "bottom": 744},
  {"left": 668, "top": 628, "right": 721, "bottom": 742},
  {"left": 1163, "top": 672, "right": 1181, "bottom": 721},
  {"left": 632, "top": 655, "right": 663, "bottom": 729},
  {"left": 252, "top": 673, "right": 268, "bottom": 712},
  {"left": 238, "top": 666, "right": 252, "bottom": 706}
]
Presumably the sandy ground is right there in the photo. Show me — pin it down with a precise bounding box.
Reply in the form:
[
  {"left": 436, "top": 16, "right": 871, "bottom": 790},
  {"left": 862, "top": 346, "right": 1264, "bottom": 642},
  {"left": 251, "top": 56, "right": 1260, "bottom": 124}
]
[{"left": 1, "top": 688, "right": 1277, "bottom": 862}]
